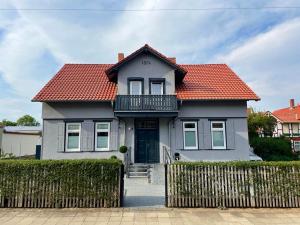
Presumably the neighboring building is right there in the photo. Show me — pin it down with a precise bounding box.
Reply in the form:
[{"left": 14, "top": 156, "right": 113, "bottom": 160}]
[
  {"left": 1, "top": 126, "right": 42, "bottom": 157},
  {"left": 33, "top": 44, "right": 259, "bottom": 162},
  {"left": 268, "top": 99, "right": 300, "bottom": 151}
]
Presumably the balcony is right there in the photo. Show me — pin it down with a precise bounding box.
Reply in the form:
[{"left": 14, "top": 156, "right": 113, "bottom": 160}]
[{"left": 114, "top": 95, "right": 178, "bottom": 117}]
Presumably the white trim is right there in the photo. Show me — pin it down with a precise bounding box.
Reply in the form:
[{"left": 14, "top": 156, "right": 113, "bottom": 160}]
[
  {"left": 183, "top": 121, "right": 198, "bottom": 150},
  {"left": 211, "top": 121, "right": 227, "bottom": 150},
  {"left": 95, "top": 122, "right": 110, "bottom": 151},
  {"left": 65, "top": 123, "right": 81, "bottom": 152},
  {"left": 130, "top": 80, "right": 142, "bottom": 95}
]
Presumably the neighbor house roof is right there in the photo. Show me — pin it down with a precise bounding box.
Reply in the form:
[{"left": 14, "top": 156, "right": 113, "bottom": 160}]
[
  {"left": 32, "top": 46, "right": 259, "bottom": 102},
  {"left": 272, "top": 105, "right": 300, "bottom": 123},
  {"left": 4, "top": 126, "right": 42, "bottom": 134}
]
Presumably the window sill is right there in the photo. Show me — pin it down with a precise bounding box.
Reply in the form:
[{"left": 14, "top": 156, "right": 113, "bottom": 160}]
[
  {"left": 178, "top": 149, "right": 235, "bottom": 151},
  {"left": 59, "top": 150, "right": 118, "bottom": 153}
]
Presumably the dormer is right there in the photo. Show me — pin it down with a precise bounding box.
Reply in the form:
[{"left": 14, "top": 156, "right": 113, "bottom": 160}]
[{"left": 105, "top": 44, "right": 186, "bottom": 96}]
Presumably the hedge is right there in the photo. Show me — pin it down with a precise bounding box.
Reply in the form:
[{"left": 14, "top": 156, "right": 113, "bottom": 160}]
[
  {"left": 0, "top": 159, "right": 123, "bottom": 208},
  {"left": 167, "top": 161, "right": 300, "bottom": 208}
]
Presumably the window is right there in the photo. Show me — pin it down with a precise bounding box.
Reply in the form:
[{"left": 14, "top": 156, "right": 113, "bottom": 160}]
[
  {"left": 295, "top": 141, "right": 300, "bottom": 152},
  {"left": 211, "top": 121, "right": 226, "bottom": 149},
  {"left": 151, "top": 82, "right": 163, "bottom": 95},
  {"left": 95, "top": 122, "right": 110, "bottom": 151},
  {"left": 66, "top": 123, "right": 81, "bottom": 151},
  {"left": 129, "top": 81, "right": 142, "bottom": 95},
  {"left": 183, "top": 122, "right": 198, "bottom": 149}
]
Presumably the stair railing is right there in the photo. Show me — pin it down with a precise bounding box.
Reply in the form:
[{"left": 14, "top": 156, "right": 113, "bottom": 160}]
[
  {"left": 163, "top": 146, "right": 172, "bottom": 164},
  {"left": 125, "top": 147, "right": 131, "bottom": 178}
]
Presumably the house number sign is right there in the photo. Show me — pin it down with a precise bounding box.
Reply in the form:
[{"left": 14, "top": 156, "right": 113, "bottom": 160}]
[{"left": 141, "top": 60, "right": 151, "bottom": 65}]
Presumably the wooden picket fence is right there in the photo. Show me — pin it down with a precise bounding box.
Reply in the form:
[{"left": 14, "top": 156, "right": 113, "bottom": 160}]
[
  {"left": 0, "top": 160, "right": 124, "bottom": 208},
  {"left": 166, "top": 163, "right": 300, "bottom": 208}
]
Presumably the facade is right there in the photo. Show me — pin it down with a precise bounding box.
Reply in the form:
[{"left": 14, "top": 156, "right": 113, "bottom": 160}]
[
  {"left": 268, "top": 99, "right": 300, "bottom": 151},
  {"left": 33, "top": 44, "right": 259, "bottom": 162},
  {"left": 1, "top": 126, "right": 42, "bottom": 157}
]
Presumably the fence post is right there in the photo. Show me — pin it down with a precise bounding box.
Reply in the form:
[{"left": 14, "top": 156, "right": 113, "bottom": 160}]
[
  {"left": 248, "top": 168, "right": 255, "bottom": 207},
  {"left": 165, "top": 164, "right": 168, "bottom": 207},
  {"left": 119, "top": 164, "right": 124, "bottom": 207}
]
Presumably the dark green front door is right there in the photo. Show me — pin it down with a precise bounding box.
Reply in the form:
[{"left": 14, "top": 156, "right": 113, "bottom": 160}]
[{"left": 135, "top": 119, "right": 159, "bottom": 163}]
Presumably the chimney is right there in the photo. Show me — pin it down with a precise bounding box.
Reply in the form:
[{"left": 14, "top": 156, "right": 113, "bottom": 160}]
[
  {"left": 118, "top": 53, "right": 124, "bottom": 62},
  {"left": 168, "top": 57, "right": 176, "bottom": 63},
  {"left": 290, "top": 99, "right": 295, "bottom": 109}
]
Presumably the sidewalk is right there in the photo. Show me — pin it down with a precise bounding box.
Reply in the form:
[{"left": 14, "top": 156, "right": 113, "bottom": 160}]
[
  {"left": 124, "top": 177, "right": 165, "bottom": 208},
  {"left": 0, "top": 208, "right": 300, "bottom": 225}
]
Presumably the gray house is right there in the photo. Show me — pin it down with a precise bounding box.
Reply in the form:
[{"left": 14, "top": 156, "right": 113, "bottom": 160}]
[{"left": 33, "top": 44, "right": 259, "bottom": 162}]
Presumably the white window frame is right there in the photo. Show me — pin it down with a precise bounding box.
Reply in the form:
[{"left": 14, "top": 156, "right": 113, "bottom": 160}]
[
  {"left": 211, "top": 121, "right": 227, "bottom": 150},
  {"left": 294, "top": 141, "right": 300, "bottom": 152},
  {"left": 65, "top": 123, "right": 81, "bottom": 152},
  {"left": 129, "top": 80, "right": 142, "bottom": 95},
  {"left": 95, "top": 122, "right": 110, "bottom": 151},
  {"left": 183, "top": 121, "right": 198, "bottom": 150},
  {"left": 150, "top": 81, "right": 164, "bottom": 95}
]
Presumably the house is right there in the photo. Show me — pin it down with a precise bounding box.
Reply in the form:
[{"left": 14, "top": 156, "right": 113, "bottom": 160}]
[
  {"left": 32, "top": 44, "right": 259, "bottom": 162},
  {"left": 267, "top": 99, "right": 300, "bottom": 151},
  {"left": 1, "top": 126, "right": 42, "bottom": 157}
]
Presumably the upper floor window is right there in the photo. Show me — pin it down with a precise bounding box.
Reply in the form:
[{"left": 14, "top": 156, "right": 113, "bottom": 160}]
[
  {"left": 129, "top": 80, "right": 142, "bottom": 95},
  {"left": 150, "top": 78, "right": 165, "bottom": 95},
  {"left": 66, "top": 123, "right": 81, "bottom": 151},
  {"left": 211, "top": 121, "right": 226, "bottom": 149},
  {"left": 95, "top": 122, "right": 110, "bottom": 151},
  {"left": 183, "top": 121, "right": 198, "bottom": 150}
]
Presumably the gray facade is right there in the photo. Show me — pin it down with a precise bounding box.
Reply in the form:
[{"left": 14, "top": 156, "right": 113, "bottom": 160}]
[{"left": 41, "top": 50, "right": 252, "bottom": 162}]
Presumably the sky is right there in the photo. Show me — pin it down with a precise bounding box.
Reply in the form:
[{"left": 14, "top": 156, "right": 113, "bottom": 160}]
[{"left": 0, "top": 0, "right": 300, "bottom": 122}]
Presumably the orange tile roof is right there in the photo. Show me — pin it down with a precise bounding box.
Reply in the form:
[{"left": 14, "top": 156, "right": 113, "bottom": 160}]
[
  {"left": 32, "top": 47, "right": 259, "bottom": 102},
  {"left": 33, "top": 64, "right": 117, "bottom": 102},
  {"left": 176, "top": 64, "right": 259, "bottom": 100},
  {"left": 272, "top": 105, "right": 300, "bottom": 123}
]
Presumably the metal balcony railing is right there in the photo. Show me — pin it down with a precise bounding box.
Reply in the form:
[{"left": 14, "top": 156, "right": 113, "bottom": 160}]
[{"left": 114, "top": 95, "right": 178, "bottom": 112}]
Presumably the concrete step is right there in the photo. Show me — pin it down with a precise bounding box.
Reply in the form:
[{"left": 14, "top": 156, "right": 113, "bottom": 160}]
[
  {"left": 129, "top": 167, "right": 148, "bottom": 172},
  {"left": 128, "top": 171, "right": 148, "bottom": 177}
]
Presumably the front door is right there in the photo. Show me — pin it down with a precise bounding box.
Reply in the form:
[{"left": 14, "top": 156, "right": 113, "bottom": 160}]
[{"left": 135, "top": 119, "right": 159, "bottom": 163}]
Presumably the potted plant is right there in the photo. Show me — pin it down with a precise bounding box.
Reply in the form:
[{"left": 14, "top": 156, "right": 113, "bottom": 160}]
[{"left": 119, "top": 145, "right": 128, "bottom": 154}]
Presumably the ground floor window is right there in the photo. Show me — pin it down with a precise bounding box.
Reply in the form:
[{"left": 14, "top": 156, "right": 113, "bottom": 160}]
[
  {"left": 95, "top": 122, "right": 110, "bottom": 151},
  {"left": 294, "top": 141, "right": 300, "bottom": 152},
  {"left": 183, "top": 121, "right": 198, "bottom": 149},
  {"left": 211, "top": 121, "right": 226, "bottom": 149},
  {"left": 66, "top": 123, "right": 81, "bottom": 151}
]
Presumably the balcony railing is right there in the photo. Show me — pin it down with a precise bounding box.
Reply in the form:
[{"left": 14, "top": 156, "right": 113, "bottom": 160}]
[{"left": 114, "top": 95, "right": 178, "bottom": 112}]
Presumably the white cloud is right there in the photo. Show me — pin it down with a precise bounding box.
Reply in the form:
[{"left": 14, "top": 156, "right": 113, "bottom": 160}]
[
  {"left": 216, "top": 18, "right": 300, "bottom": 111},
  {"left": 0, "top": 0, "right": 300, "bottom": 120}
]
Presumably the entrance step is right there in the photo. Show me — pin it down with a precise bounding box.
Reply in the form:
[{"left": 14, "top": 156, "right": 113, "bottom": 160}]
[{"left": 128, "top": 164, "right": 150, "bottom": 178}]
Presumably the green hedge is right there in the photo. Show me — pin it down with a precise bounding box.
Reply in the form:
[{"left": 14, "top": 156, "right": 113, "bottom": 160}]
[
  {"left": 250, "top": 137, "right": 296, "bottom": 161},
  {"left": 174, "top": 160, "right": 300, "bottom": 168},
  {"left": 0, "top": 159, "right": 123, "bottom": 208}
]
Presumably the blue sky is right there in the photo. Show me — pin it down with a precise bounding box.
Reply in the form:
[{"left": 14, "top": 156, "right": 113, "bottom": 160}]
[{"left": 0, "top": 0, "right": 300, "bottom": 122}]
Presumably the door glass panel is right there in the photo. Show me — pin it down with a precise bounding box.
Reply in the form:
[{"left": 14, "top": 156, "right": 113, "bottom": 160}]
[
  {"left": 185, "top": 131, "right": 196, "bottom": 147},
  {"left": 151, "top": 82, "right": 163, "bottom": 95},
  {"left": 130, "top": 81, "right": 142, "bottom": 95}
]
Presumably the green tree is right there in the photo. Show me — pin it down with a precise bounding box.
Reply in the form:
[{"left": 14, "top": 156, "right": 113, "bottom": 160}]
[
  {"left": 16, "top": 115, "right": 40, "bottom": 126},
  {"left": 248, "top": 109, "right": 277, "bottom": 140},
  {"left": 0, "top": 119, "right": 17, "bottom": 126}
]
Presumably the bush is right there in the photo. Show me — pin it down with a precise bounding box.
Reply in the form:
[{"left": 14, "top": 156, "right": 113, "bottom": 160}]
[
  {"left": 250, "top": 137, "right": 296, "bottom": 161},
  {"left": 119, "top": 145, "right": 128, "bottom": 154},
  {"left": 0, "top": 159, "right": 123, "bottom": 208},
  {"left": 110, "top": 155, "right": 118, "bottom": 160}
]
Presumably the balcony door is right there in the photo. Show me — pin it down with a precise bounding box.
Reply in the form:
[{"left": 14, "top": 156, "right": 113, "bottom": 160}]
[
  {"left": 135, "top": 119, "right": 159, "bottom": 163},
  {"left": 129, "top": 80, "right": 142, "bottom": 95}
]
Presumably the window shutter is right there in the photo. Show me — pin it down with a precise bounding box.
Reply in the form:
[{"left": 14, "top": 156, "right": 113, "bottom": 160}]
[
  {"left": 203, "top": 119, "right": 212, "bottom": 149},
  {"left": 110, "top": 120, "right": 118, "bottom": 150},
  {"left": 176, "top": 120, "right": 183, "bottom": 150},
  {"left": 226, "top": 119, "right": 235, "bottom": 149},
  {"left": 57, "top": 121, "right": 65, "bottom": 152},
  {"left": 198, "top": 120, "right": 205, "bottom": 149},
  {"left": 81, "top": 120, "right": 94, "bottom": 151}
]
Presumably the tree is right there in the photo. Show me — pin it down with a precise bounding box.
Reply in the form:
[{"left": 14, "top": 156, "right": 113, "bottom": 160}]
[
  {"left": 0, "top": 119, "right": 17, "bottom": 126},
  {"left": 16, "top": 115, "right": 40, "bottom": 126},
  {"left": 248, "top": 109, "right": 277, "bottom": 140}
]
